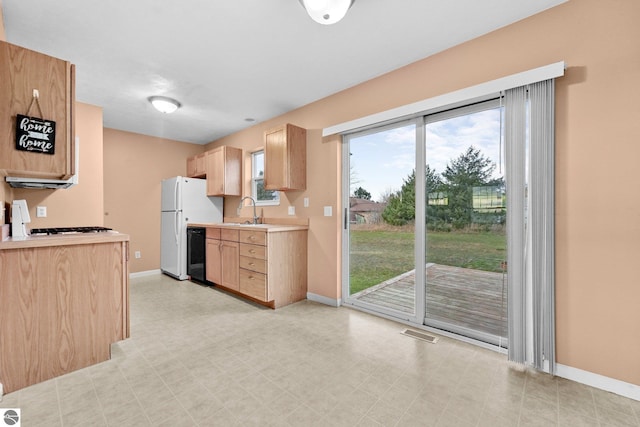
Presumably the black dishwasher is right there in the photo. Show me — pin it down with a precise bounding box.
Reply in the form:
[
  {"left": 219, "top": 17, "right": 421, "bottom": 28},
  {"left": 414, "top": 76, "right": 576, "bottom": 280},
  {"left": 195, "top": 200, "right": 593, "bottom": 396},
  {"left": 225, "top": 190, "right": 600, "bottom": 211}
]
[{"left": 186, "top": 227, "right": 207, "bottom": 284}]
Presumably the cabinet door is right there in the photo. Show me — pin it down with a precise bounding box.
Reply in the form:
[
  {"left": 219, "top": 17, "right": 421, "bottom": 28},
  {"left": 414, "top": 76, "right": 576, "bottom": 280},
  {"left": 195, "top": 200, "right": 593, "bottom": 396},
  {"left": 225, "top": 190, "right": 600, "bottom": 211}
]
[
  {"left": 0, "top": 40, "right": 75, "bottom": 179},
  {"left": 206, "top": 149, "right": 224, "bottom": 196},
  {"left": 186, "top": 156, "right": 198, "bottom": 178},
  {"left": 187, "top": 153, "right": 207, "bottom": 178},
  {"left": 206, "top": 147, "right": 242, "bottom": 196},
  {"left": 221, "top": 240, "right": 239, "bottom": 291},
  {"left": 264, "top": 124, "right": 306, "bottom": 191},
  {"left": 239, "top": 269, "right": 267, "bottom": 301},
  {"left": 206, "top": 238, "right": 222, "bottom": 284},
  {"left": 195, "top": 153, "right": 206, "bottom": 176},
  {"left": 264, "top": 126, "right": 287, "bottom": 190}
]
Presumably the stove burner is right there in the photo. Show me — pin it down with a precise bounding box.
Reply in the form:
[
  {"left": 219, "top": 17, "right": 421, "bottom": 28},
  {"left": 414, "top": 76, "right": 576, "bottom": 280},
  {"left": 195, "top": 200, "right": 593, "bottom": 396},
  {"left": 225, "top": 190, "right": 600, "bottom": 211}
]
[{"left": 30, "top": 226, "right": 113, "bottom": 235}]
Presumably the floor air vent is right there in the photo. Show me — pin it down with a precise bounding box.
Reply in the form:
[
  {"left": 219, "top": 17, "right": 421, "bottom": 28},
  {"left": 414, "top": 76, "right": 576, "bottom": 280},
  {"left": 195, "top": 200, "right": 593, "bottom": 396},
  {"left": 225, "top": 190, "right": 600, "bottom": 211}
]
[{"left": 400, "top": 329, "right": 439, "bottom": 344}]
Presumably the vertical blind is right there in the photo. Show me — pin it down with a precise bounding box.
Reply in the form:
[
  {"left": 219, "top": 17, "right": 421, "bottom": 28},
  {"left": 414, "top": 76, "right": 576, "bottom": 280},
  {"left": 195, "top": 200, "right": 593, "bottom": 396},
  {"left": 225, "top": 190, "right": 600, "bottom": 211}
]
[{"left": 505, "top": 79, "right": 556, "bottom": 374}]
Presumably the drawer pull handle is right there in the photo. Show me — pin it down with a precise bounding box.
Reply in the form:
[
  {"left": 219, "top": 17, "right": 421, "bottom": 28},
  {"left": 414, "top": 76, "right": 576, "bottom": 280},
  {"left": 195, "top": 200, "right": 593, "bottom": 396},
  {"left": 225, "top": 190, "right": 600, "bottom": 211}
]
[
  {"left": 249, "top": 250, "right": 255, "bottom": 254},
  {"left": 249, "top": 262, "right": 255, "bottom": 266}
]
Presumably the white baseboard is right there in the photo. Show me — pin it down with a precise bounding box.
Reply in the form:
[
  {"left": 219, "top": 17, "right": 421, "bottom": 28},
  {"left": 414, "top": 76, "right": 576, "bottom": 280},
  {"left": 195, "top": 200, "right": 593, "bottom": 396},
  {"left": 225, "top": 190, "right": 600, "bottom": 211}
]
[
  {"left": 130, "top": 269, "right": 161, "bottom": 279},
  {"left": 556, "top": 363, "right": 640, "bottom": 401},
  {"left": 307, "top": 292, "right": 341, "bottom": 307}
]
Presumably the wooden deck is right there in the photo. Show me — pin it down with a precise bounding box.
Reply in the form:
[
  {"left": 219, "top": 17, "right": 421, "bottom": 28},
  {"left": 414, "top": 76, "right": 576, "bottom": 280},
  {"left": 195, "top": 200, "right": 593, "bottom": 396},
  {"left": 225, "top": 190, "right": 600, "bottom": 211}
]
[{"left": 352, "top": 263, "right": 507, "bottom": 338}]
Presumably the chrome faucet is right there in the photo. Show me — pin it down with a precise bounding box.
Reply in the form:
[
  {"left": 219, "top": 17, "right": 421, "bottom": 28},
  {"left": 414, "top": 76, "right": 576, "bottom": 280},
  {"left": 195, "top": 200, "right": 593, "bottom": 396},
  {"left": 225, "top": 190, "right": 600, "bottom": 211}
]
[{"left": 237, "top": 196, "right": 259, "bottom": 224}]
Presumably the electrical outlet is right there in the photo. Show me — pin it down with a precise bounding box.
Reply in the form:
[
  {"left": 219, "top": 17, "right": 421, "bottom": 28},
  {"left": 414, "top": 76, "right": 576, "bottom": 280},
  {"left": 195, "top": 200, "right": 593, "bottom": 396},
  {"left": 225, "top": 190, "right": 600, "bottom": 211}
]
[
  {"left": 134, "top": 251, "right": 141, "bottom": 259},
  {"left": 303, "top": 197, "right": 309, "bottom": 207},
  {"left": 288, "top": 206, "right": 295, "bottom": 216},
  {"left": 324, "top": 206, "right": 332, "bottom": 217},
  {"left": 36, "top": 206, "right": 47, "bottom": 217}
]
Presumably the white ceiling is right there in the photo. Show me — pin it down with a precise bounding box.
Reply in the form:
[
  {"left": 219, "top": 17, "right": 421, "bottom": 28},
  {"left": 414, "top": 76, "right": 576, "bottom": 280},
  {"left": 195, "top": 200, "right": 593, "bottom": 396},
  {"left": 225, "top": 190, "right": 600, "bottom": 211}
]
[{"left": 2, "top": 0, "right": 565, "bottom": 144}]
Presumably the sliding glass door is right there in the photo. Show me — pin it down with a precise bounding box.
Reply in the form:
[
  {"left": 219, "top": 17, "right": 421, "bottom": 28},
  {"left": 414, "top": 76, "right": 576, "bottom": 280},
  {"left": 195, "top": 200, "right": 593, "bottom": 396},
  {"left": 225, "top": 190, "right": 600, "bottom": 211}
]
[
  {"left": 423, "top": 102, "right": 507, "bottom": 346},
  {"left": 343, "top": 101, "right": 508, "bottom": 346},
  {"left": 344, "top": 122, "right": 417, "bottom": 320}
]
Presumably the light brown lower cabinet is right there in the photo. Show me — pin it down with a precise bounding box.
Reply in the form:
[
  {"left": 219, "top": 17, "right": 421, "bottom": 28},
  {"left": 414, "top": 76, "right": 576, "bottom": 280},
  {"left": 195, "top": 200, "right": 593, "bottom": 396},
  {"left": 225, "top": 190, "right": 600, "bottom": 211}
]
[
  {"left": 206, "top": 228, "right": 239, "bottom": 291},
  {"left": 206, "top": 234, "right": 222, "bottom": 285},
  {"left": 205, "top": 226, "right": 307, "bottom": 308},
  {"left": 0, "top": 237, "right": 129, "bottom": 393}
]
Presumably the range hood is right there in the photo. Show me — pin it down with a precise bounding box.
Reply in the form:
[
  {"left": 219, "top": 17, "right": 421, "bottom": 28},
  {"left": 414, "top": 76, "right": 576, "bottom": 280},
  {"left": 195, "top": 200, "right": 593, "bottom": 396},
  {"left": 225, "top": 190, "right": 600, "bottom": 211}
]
[
  {"left": 5, "top": 137, "right": 79, "bottom": 189},
  {"left": 5, "top": 175, "right": 77, "bottom": 189}
]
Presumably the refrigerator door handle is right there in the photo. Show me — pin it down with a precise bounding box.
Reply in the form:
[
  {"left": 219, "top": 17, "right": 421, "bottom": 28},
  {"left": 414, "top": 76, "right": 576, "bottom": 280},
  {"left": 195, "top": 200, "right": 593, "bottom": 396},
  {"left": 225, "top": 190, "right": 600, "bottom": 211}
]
[
  {"left": 174, "top": 178, "right": 180, "bottom": 211},
  {"left": 173, "top": 178, "right": 180, "bottom": 246},
  {"left": 174, "top": 213, "right": 180, "bottom": 246}
]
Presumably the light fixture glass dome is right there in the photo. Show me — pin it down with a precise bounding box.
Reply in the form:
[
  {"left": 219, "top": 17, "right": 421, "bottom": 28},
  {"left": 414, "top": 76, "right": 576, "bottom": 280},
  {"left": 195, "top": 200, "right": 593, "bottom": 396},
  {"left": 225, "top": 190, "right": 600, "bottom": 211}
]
[
  {"left": 299, "top": 0, "right": 354, "bottom": 25},
  {"left": 148, "top": 96, "right": 181, "bottom": 114}
]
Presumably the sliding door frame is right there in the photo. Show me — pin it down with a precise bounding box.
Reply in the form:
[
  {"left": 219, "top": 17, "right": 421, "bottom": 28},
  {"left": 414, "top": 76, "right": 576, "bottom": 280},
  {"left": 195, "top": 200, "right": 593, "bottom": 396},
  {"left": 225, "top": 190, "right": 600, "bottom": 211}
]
[
  {"left": 341, "top": 100, "right": 507, "bottom": 348},
  {"left": 341, "top": 118, "right": 424, "bottom": 324}
]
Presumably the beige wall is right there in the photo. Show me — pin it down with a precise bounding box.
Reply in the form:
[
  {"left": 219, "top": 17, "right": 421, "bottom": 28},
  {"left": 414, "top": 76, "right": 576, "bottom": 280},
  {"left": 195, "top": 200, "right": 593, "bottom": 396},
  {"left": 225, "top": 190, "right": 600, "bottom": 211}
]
[
  {"left": 103, "top": 128, "right": 205, "bottom": 273},
  {"left": 204, "top": 0, "right": 640, "bottom": 386},
  {"left": 2, "top": 102, "right": 104, "bottom": 228}
]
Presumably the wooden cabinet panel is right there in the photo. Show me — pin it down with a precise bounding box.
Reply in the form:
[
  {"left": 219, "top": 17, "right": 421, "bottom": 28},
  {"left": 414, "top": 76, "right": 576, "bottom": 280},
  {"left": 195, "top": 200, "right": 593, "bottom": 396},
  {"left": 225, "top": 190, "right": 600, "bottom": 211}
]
[
  {"left": 221, "top": 240, "right": 239, "bottom": 291},
  {"left": 206, "top": 228, "right": 221, "bottom": 240},
  {"left": 187, "top": 156, "right": 197, "bottom": 178},
  {"left": 206, "top": 238, "right": 221, "bottom": 284},
  {"left": 0, "top": 40, "right": 75, "bottom": 179},
  {"left": 239, "top": 269, "right": 267, "bottom": 301},
  {"left": 206, "top": 146, "right": 242, "bottom": 196},
  {"left": 0, "top": 240, "right": 129, "bottom": 393},
  {"left": 239, "top": 230, "right": 266, "bottom": 246},
  {"left": 187, "top": 152, "right": 207, "bottom": 178},
  {"left": 207, "top": 149, "right": 224, "bottom": 195},
  {"left": 264, "top": 123, "right": 306, "bottom": 191},
  {"left": 239, "top": 255, "right": 267, "bottom": 275},
  {"left": 239, "top": 243, "right": 267, "bottom": 260},
  {"left": 221, "top": 228, "right": 239, "bottom": 242}
]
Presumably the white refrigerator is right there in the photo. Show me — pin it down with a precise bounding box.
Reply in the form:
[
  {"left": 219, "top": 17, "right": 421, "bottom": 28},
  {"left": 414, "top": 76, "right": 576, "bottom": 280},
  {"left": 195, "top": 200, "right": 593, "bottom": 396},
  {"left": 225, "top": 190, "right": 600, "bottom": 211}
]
[{"left": 161, "top": 176, "right": 223, "bottom": 280}]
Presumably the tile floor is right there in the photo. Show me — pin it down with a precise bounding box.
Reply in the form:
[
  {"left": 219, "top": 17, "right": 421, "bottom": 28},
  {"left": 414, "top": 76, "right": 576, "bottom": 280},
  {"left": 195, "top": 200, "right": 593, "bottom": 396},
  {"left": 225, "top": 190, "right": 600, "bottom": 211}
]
[{"left": 2, "top": 273, "right": 639, "bottom": 426}]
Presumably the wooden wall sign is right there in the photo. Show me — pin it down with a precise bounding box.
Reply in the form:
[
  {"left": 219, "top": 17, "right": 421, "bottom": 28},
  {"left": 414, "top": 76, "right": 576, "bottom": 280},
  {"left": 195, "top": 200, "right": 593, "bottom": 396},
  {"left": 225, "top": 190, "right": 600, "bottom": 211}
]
[{"left": 15, "top": 114, "right": 56, "bottom": 154}]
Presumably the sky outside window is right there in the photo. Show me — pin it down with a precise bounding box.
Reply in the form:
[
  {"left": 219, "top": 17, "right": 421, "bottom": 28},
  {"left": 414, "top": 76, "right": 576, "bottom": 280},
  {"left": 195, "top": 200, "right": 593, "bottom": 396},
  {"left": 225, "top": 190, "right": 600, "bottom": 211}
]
[{"left": 350, "top": 108, "right": 502, "bottom": 202}]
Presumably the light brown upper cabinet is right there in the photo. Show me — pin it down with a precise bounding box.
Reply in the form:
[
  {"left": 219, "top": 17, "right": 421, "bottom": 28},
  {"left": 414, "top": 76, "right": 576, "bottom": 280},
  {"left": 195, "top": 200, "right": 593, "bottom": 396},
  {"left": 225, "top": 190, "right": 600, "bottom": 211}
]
[
  {"left": 264, "top": 123, "right": 306, "bottom": 191},
  {"left": 206, "top": 146, "right": 242, "bottom": 196},
  {"left": 186, "top": 152, "right": 207, "bottom": 178},
  {"left": 0, "top": 40, "right": 75, "bottom": 179}
]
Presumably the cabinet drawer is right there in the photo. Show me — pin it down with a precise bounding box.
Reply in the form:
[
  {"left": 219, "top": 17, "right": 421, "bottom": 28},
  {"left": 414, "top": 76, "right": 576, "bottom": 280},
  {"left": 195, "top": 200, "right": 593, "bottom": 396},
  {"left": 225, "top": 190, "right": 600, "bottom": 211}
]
[
  {"left": 221, "top": 229, "right": 239, "bottom": 242},
  {"left": 239, "top": 243, "right": 266, "bottom": 260},
  {"left": 239, "top": 230, "right": 266, "bottom": 246},
  {"left": 239, "top": 269, "right": 267, "bottom": 301},
  {"left": 206, "top": 228, "right": 220, "bottom": 239},
  {"left": 239, "top": 255, "right": 266, "bottom": 274}
]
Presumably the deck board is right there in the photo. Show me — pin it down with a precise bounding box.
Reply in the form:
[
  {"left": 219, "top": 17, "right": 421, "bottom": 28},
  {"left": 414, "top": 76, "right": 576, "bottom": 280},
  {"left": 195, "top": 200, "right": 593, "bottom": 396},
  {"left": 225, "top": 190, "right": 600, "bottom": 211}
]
[{"left": 352, "top": 263, "right": 507, "bottom": 338}]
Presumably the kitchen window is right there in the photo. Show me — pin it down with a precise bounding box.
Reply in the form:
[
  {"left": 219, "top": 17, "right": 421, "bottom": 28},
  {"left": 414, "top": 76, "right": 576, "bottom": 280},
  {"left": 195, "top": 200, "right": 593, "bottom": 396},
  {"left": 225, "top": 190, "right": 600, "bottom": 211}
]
[{"left": 252, "top": 150, "right": 279, "bottom": 205}]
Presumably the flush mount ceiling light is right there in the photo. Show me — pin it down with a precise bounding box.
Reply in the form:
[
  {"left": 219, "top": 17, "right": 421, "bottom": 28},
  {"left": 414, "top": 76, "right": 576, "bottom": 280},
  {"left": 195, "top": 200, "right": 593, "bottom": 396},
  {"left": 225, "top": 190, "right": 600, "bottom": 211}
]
[
  {"left": 148, "top": 96, "right": 181, "bottom": 114},
  {"left": 298, "top": 0, "right": 355, "bottom": 25}
]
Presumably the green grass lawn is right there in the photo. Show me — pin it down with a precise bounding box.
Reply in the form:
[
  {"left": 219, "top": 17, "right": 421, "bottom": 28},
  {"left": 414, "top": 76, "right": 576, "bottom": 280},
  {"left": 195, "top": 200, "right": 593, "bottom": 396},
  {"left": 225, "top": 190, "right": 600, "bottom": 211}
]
[{"left": 349, "top": 228, "right": 506, "bottom": 294}]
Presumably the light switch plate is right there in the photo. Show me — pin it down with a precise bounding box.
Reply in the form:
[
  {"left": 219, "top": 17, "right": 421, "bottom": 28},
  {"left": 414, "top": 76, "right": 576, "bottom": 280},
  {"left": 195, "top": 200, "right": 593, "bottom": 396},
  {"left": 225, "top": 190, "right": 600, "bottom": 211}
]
[
  {"left": 303, "top": 197, "right": 309, "bottom": 207},
  {"left": 288, "top": 206, "right": 295, "bottom": 216},
  {"left": 324, "top": 206, "right": 332, "bottom": 217}
]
